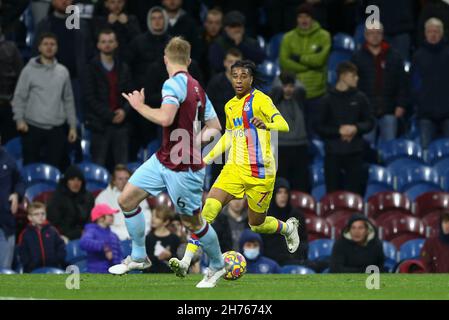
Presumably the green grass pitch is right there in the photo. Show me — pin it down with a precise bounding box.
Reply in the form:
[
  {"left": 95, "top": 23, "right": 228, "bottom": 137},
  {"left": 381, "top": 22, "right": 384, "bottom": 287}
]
[{"left": 1, "top": 274, "right": 449, "bottom": 300}]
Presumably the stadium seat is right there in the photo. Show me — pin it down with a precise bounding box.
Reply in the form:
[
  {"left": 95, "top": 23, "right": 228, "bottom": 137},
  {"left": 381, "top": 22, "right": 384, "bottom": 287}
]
[
  {"left": 367, "top": 196, "right": 412, "bottom": 219},
  {"left": 66, "top": 239, "right": 87, "bottom": 264},
  {"left": 364, "top": 183, "right": 394, "bottom": 201},
  {"left": 441, "top": 168, "right": 449, "bottom": 191},
  {"left": 433, "top": 158, "right": 449, "bottom": 177},
  {"left": 31, "top": 267, "right": 66, "bottom": 274},
  {"left": 310, "top": 139, "right": 325, "bottom": 163},
  {"left": 257, "top": 60, "right": 280, "bottom": 93},
  {"left": 257, "top": 35, "right": 266, "bottom": 51},
  {"left": 22, "top": 163, "right": 61, "bottom": 186},
  {"left": 73, "top": 259, "right": 88, "bottom": 273},
  {"left": 280, "top": 265, "right": 315, "bottom": 274},
  {"left": 310, "top": 163, "right": 325, "bottom": 187},
  {"left": 319, "top": 191, "right": 364, "bottom": 218},
  {"left": 321, "top": 268, "right": 330, "bottom": 273},
  {"left": 378, "top": 139, "right": 423, "bottom": 164},
  {"left": 368, "top": 165, "right": 393, "bottom": 186},
  {"left": 354, "top": 23, "right": 365, "bottom": 49},
  {"left": 422, "top": 211, "right": 441, "bottom": 238},
  {"left": 383, "top": 241, "right": 398, "bottom": 272},
  {"left": 81, "top": 139, "right": 91, "bottom": 162},
  {"left": 24, "top": 183, "right": 55, "bottom": 202},
  {"left": 290, "top": 191, "right": 316, "bottom": 215},
  {"left": 120, "top": 240, "right": 132, "bottom": 259},
  {"left": 377, "top": 216, "right": 425, "bottom": 248},
  {"left": 311, "top": 185, "right": 326, "bottom": 202},
  {"left": 127, "top": 162, "right": 142, "bottom": 173},
  {"left": 387, "top": 158, "right": 423, "bottom": 180},
  {"left": 147, "top": 192, "right": 174, "bottom": 209},
  {"left": 415, "top": 192, "right": 449, "bottom": 218},
  {"left": 308, "top": 239, "right": 334, "bottom": 261},
  {"left": 396, "top": 166, "right": 440, "bottom": 192},
  {"left": 305, "top": 216, "right": 332, "bottom": 241},
  {"left": 4, "top": 137, "right": 22, "bottom": 161},
  {"left": 404, "top": 184, "right": 442, "bottom": 201},
  {"left": 147, "top": 139, "right": 161, "bottom": 158},
  {"left": 77, "top": 162, "right": 110, "bottom": 188},
  {"left": 426, "top": 138, "right": 449, "bottom": 164},
  {"left": 85, "top": 181, "right": 107, "bottom": 194},
  {"left": 0, "top": 268, "right": 16, "bottom": 274},
  {"left": 398, "top": 239, "right": 425, "bottom": 261},
  {"left": 266, "top": 32, "right": 284, "bottom": 62},
  {"left": 332, "top": 33, "right": 355, "bottom": 51}
]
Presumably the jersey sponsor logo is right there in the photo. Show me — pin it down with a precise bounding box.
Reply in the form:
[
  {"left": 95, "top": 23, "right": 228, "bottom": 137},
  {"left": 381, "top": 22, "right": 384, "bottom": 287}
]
[{"left": 233, "top": 117, "right": 243, "bottom": 127}]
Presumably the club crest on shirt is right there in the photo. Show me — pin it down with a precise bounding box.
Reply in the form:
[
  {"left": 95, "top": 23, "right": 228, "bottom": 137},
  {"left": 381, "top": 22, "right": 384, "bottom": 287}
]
[{"left": 243, "top": 102, "right": 250, "bottom": 112}]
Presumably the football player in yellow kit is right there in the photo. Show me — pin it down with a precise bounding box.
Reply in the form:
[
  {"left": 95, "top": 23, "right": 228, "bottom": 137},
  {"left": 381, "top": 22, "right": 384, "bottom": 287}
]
[{"left": 169, "top": 60, "right": 300, "bottom": 278}]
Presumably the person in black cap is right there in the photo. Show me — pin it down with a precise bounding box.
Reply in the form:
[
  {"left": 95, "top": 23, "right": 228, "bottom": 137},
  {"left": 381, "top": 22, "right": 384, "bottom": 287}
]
[
  {"left": 208, "top": 10, "right": 266, "bottom": 74},
  {"left": 330, "top": 213, "right": 384, "bottom": 273},
  {"left": 47, "top": 165, "right": 95, "bottom": 242}
]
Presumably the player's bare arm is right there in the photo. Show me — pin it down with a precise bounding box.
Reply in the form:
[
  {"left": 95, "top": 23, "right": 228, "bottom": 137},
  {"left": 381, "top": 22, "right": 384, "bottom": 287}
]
[
  {"left": 250, "top": 114, "right": 289, "bottom": 132},
  {"left": 122, "top": 88, "right": 178, "bottom": 127}
]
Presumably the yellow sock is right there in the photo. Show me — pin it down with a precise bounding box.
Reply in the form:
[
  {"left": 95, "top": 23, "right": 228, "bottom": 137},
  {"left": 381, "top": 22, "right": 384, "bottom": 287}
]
[
  {"left": 250, "top": 216, "right": 287, "bottom": 235},
  {"left": 201, "top": 198, "right": 223, "bottom": 224}
]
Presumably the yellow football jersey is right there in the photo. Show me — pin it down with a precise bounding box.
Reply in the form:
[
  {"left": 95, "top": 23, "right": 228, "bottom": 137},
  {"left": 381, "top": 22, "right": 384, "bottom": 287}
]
[{"left": 224, "top": 88, "right": 281, "bottom": 179}]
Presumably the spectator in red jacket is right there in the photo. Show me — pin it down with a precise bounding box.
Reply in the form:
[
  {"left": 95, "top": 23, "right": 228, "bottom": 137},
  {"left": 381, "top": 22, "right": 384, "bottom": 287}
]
[
  {"left": 18, "top": 202, "right": 66, "bottom": 273},
  {"left": 421, "top": 212, "right": 449, "bottom": 273}
]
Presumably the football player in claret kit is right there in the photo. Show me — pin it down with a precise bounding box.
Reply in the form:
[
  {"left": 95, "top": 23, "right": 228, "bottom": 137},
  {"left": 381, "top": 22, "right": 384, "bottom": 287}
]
[
  {"left": 169, "top": 60, "right": 300, "bottom": 278},
  {"left": 109, "top": 37, "right": 226, "bottom": 288}
]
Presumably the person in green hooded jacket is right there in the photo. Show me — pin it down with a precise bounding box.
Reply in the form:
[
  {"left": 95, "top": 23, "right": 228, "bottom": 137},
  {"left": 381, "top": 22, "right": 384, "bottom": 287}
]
[{"left": 279, "top": 3, "right": 331, "bottom": 137}]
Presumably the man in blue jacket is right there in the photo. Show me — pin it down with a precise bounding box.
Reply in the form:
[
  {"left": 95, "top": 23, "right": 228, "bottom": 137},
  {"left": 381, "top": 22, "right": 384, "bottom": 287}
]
[
  {"left": 239, "top": 229, "right": 281, "bottom": 274},
  {"left": 0, "top": 135, "right": 25, "bottom": 269}
]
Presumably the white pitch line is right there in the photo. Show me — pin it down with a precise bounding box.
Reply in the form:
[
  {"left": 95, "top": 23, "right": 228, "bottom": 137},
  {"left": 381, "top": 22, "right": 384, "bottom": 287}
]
[{"left": 0, "top": 296, "right": 49, "bottom": 300}]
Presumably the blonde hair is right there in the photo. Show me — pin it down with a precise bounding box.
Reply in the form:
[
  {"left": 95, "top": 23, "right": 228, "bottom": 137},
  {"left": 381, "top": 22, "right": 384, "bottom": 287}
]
[
  {"left": 27, "top": 201, "right": 46, "bottom": 215},
  {"left": 164, "top": 36, "right": 191, "bottom": 66},
  {"left": 425, "top": 17, "right": 444, "bottom": 33}
]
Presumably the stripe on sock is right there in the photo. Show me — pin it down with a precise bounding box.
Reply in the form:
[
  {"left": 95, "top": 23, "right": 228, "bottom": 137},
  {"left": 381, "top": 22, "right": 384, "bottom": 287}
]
[
  {"left": 194, "top": 222, "right": 209, "bottom": 238},
  {"left": 123, "top": 207, "right": 141, "bottom": 219},
  {"left": 276, "top": 220, "right": 283, "bottom": 233}
]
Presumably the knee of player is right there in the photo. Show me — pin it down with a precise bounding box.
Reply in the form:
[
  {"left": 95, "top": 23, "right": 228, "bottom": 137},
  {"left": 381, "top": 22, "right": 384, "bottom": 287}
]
[
  {"left": 201, "top": 198, "right": 222, "bottom": 224},
  {"left": 117, "top": 194, "right": 133, "bottom": 212},
  {"left": 249, "top": 222, "right": 263, "bottom": 233}
]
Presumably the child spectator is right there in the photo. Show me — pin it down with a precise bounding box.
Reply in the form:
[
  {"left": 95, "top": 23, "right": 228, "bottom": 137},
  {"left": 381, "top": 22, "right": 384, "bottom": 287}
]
[
  {"left": 239, "top": 229, "right": 281, "bottom": 274},
  {"left": 79, "top": 203, "right": 122, "bottom": 273},
  {"left": 145, "top": 206, "right": 180, "bottom": 273},
  {"left": 18, "top": 202, "right": 66, "bottom": 273}
]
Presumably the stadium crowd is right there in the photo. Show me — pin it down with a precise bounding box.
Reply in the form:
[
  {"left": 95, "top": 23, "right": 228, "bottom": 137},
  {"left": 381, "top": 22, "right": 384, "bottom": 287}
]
[{"left": 1, "top": 0, "right": 449, "bottom": 275}]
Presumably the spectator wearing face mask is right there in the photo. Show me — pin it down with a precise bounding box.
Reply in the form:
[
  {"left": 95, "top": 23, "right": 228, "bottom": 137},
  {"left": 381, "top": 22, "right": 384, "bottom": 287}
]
[{"left": 239, "top": 229, "right": 281, "bottom": 274}]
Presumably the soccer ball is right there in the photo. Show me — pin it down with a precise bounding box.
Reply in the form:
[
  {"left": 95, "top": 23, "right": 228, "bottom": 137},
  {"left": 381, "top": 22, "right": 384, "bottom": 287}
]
[{"left": 222, "top": 251, "right": 247, "bottom": 280}]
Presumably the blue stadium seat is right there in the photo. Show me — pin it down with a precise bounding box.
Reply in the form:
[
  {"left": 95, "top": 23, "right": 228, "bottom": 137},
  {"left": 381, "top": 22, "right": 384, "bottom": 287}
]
[
  {"left": 266, "top": 33, "right": 284, "bottom": 61},
  {"left": 86, "top": 181, "right": 107, "bottom": 193},
  {"left": 328, "top": 51, "right": 352, "bottom": 85},
  {"left": 311, "top": 185, "right": 326, "bottom": 202},
  {"left": 257, "top": 35, "right": 266, "bottom": 51},
  {"left": 66, "top": 239, "right": 87, "bottom": 264},
  {"left": 310, "top": 139, "right": 325, "bottom": 163},
  {"left": 398, "top": 239, "right": 425, "bottom": 261},
  {"left": 353, "top": 23, "right": 365, "bottom": 49},
  {"left": 147, "top": 139, "right": 161, "bottom": 158},
  {"left": 396, "top": 166, "right": 440, "bottom": 192},
  {"left": 368, "top": 165, "right": 393, "bottom": 186},
  {"left": 257, "top": 60, "right": 280, "bottom": 93},
  {"left": 280, "top": 265, "right": 315, "bottom": 274},
  {"left": 0, "top": 268, "right": 16, "bottom": 274},
  {"left": 80, "top": 139, "right": 91, "bottom": 162},
  {"left": 22, "top": 163, "right": 61, "bottom": 186},
  {"left": 77, "top": 162, "right": 110, "bottom": 188},
  {"left": 441, "top": 168, "right": 449, "bottom": 191},
  {"left": 332, "top": 33, "right": 355, "bottom": 51},
  {"left": 120, "top": 240, "right": 132, "bottom": 259},
  {"left": 321, "top": 268, "right": 330, "bottom": 273},
  {"left": 127, "top": 162, "right": 142, "bottom": 173},
  {"left": 387, "top": 158, "right": 423, "bottom": 179},
  {"left": 426, "top": 138, "right": 449, "bottom": 164},
  {"left": 310, "top": 163, "right": 325, "bottom": 186},
  {"left": 378, "top": 139, "right": 423, "bottom": 164},
  {"left": 4, "top": 137, "right": 22, "bottom": 161},
  {"left": 383, "top": 240, "right": 397, "bottom": 270},
  {"left": 308, "top": 239, "right": 334, "bottom": 261},
  {"left": 433, "top": 158, "right": 449, "bottom": 177},
  {"left": 31, "top": 267, "right": 66, "bottom": 274},
  {"left": 24, "top": 183, "right": 55, "bottom": 202},
  {"left": 73, "top": 259, "right": 88, "bottom": 273},
  {"left": 364, "top": 184, "right": 394, "bottom": 201},
  {"left": 405, "top": 184, "right": 442, "bottom": 201}
]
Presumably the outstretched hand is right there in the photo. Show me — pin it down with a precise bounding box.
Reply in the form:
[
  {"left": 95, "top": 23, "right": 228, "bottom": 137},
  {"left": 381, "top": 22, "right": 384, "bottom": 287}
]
[{"left": 122, "top": 88, "right": 145, "bottom": 111}]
